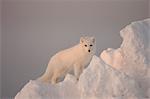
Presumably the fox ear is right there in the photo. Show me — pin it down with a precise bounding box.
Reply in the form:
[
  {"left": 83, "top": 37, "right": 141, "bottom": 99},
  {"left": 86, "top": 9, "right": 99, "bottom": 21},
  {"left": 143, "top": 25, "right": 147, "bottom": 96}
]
[
  {"left": 91, "top": 37, "right": 95, "bottom": 43},
  {"left": 80, "top": 37, "right": 84, "bottom": 43}
]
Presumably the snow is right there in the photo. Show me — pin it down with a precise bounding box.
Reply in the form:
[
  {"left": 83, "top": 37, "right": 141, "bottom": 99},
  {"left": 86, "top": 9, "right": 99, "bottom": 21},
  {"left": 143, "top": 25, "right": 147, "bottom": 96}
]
[
  {"left": 101, "top": 19, "right": 150, "bottom": 98},
  {"left": 15, "top": 19, "right": 150, "bottom": 99},
  {"left": 78, "top": 56, "right": 141, "bottom": 99},
  {"left": 15, "top": 75, "right": 80, "bottom": 99}
]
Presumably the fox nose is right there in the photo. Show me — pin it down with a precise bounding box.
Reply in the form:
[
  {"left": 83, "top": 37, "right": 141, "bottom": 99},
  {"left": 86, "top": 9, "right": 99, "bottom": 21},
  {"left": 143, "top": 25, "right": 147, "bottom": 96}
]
[{"left": 88, "top": 50, "right": 90, "bottom": 52}]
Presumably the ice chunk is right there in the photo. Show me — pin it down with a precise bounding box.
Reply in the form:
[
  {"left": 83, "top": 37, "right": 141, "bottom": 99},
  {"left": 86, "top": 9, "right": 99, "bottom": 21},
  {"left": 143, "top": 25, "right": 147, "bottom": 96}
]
[{"left": 100, "top": 19, "right": 150, "bottom": 97}]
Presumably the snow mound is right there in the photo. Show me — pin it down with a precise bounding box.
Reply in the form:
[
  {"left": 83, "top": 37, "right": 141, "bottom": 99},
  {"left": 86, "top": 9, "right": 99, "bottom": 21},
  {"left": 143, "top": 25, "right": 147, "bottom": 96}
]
[
  {"left": 15, "top": 74, "right": 80, "bottom": 99},
  {"left": 15, "top": 56, "right": 141, "bottom": 99},
  {"left": 101, "top": 19, "right": 150, "bottom": 71},
  {"left": 101, "top": 19, "right": 150, "bottom": 98},
  {"left": 15, "top": 19, "right": 150, "bottom": 99},
  {"left": 78, "top": 56, "right": 140, "bottom": 99}
]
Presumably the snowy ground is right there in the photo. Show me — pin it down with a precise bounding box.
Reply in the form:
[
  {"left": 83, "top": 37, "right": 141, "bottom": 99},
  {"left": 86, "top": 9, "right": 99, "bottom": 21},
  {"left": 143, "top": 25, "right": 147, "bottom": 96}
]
[{"left": 15, "top": 19, "right": 150, "bottom": 99}]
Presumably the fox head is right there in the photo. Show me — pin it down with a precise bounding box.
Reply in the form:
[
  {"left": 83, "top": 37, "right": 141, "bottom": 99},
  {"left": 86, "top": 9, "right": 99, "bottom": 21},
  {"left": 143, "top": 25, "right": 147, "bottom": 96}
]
[{"left": 80, "top": 36, "right": 96, "bottom": 54}]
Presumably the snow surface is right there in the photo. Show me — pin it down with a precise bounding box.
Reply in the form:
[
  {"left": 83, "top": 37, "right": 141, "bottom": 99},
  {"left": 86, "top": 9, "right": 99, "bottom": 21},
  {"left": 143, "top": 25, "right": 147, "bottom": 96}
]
[
  {"left": 101, "top": 19, "right": 150, "bottom": 98},
  {"left": 15, "top": 19, "right": 150, "bottom": 99}
]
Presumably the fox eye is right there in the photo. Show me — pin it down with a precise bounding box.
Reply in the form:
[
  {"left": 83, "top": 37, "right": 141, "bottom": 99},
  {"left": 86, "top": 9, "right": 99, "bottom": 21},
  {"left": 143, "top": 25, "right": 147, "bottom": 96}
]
[
  {"left": 85, "top": 45, "right": 87, "bottom": 47},
  {"left": 90, "top": 45, "right": 93, "bottom": 46}
]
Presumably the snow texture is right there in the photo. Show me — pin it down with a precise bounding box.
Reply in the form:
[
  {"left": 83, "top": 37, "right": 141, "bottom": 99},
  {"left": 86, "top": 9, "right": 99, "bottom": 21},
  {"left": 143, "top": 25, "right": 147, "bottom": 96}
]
[
  {"left": 101, "top": 19, "right": 150, "bottom": 98},
  {"left": 15, "top": 19, "right": 150, "bottom": 99}
]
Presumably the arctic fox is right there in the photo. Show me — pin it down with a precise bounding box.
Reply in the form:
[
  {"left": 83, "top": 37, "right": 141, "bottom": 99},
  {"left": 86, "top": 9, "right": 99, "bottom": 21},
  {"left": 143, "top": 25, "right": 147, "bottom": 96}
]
[{"left": 38, "top": 36, "right": 96, "bottom": 84}]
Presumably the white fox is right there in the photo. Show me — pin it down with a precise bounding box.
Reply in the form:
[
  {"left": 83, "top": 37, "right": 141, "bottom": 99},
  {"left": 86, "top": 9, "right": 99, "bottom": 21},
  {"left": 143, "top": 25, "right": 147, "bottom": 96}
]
[{"left": 38, "top": 36, "right": 96, "bottom": 84}]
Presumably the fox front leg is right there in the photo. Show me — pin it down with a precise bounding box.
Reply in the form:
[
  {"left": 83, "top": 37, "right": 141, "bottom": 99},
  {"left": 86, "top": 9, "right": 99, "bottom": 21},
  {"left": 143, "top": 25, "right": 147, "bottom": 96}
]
[{"left": 74, "top": 64, "right": 83, "bottom": 81}]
